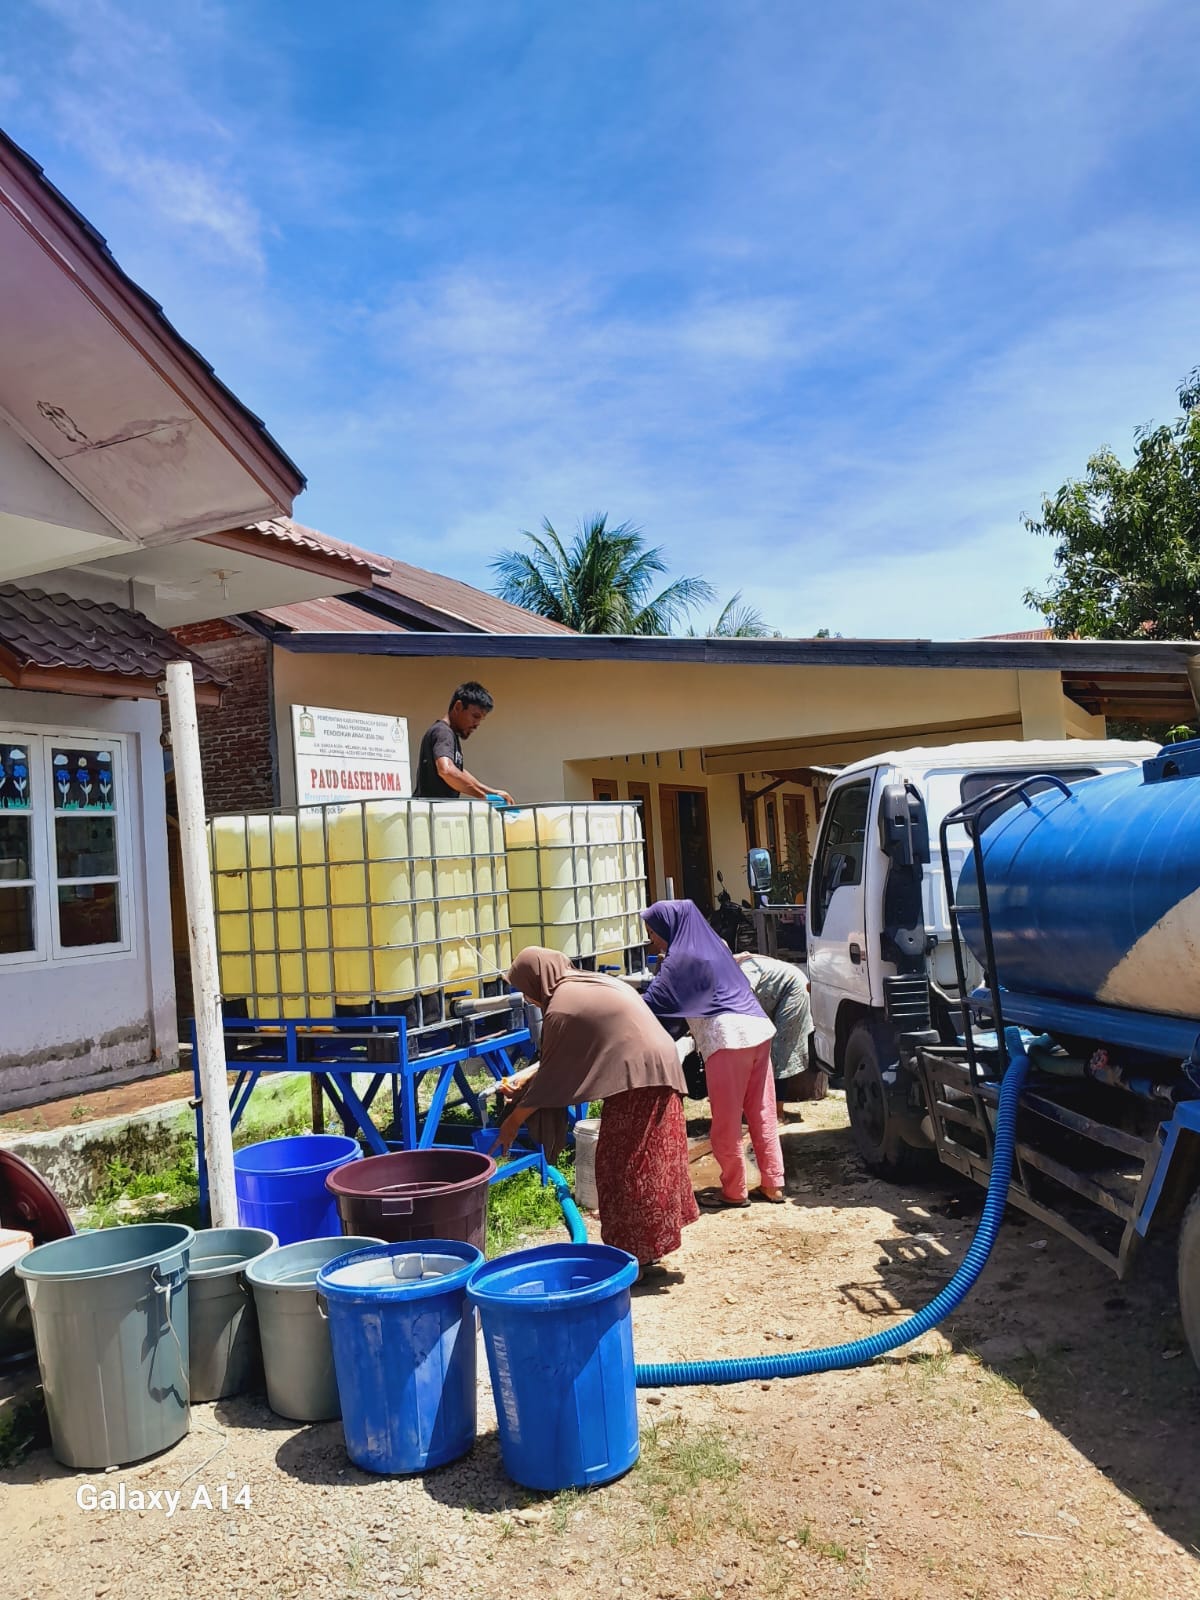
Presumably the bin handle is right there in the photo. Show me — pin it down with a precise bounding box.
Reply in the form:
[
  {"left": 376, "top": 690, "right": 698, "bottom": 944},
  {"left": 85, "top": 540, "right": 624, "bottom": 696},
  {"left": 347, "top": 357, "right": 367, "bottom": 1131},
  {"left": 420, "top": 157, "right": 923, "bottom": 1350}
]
[
  {"left": 381, "top": 1197, "right": 415, "bottom": 1216},
  {"left": 152, "top": 1263, "right": 187, "bottom": 1371}
]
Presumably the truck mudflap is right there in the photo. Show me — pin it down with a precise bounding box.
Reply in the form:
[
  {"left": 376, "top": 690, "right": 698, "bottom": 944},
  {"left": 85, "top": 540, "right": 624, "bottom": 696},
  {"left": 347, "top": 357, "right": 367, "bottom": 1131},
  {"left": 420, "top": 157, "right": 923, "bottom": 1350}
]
[{"left": 908, "top": 1040, "right": 1169, "bottom": 1279}]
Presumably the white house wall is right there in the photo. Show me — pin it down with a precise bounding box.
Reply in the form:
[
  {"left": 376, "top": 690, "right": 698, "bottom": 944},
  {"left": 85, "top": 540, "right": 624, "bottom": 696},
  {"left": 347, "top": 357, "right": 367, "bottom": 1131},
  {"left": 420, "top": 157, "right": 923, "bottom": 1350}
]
[{"left": 0, "top": 688, "right": 175, "bottom": 1111}]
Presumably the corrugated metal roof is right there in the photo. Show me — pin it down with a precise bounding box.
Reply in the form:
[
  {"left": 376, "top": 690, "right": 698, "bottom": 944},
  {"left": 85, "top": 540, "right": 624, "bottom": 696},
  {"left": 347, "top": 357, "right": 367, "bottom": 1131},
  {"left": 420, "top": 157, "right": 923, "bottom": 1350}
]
[
  {"left": 376, "top": 558, "right": 575, "bottom": 634},
  {"left": 0, "top": 585, "right": 226, "bottom": 685},
  {"left": 980, "top": 628, "right": 1054, "bottom": 640},
  {"left": 256, "top": 528, "right": 575, "bottom": 635},
  {"left": 258, "top": 597, "right": 408, "bottom": 633}
]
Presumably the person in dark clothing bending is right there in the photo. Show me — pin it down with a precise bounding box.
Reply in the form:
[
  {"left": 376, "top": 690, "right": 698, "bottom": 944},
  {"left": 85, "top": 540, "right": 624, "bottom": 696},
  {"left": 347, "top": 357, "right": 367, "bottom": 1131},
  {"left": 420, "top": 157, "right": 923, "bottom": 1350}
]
[{"left": 413, "top": 682, "right": 513, "bottom": 802}]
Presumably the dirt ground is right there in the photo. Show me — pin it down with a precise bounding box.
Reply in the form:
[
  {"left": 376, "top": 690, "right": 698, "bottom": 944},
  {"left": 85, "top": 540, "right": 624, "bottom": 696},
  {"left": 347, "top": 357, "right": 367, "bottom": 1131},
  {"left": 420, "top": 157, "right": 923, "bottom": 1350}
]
[
  {"left": 3, "top": 1093, "right": 1199, "bottom": 1600},
  {"left": 0, "top": 1065, "right": 196, "bottom": 1133}
]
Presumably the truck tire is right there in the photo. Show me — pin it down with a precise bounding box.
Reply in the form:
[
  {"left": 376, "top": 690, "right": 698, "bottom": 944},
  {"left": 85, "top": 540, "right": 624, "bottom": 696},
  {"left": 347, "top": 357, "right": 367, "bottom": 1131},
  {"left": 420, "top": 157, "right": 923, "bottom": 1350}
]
[
  {"left": 844, "top": 1020, "right": 933, "bottom": 1181},
  {"left": 1178, "top": 1190, "right": 1200, "bottom": 1371}
]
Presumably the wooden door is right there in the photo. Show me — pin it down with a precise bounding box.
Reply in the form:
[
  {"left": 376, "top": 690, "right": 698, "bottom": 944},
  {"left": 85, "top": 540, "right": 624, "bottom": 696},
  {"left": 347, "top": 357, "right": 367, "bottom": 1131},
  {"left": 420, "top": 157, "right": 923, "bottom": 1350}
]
[
  {"left": 626, "top": 781, "right": 658, "bottom": 903},
  {"left": 660, "top": 785, "right": 713, "bottom": 910},
  {"left": 592, "top": 778, "right": 618, "bottom": 801},
  {"left": 782, "top": 792, "right": 811, "bottom": 903}
]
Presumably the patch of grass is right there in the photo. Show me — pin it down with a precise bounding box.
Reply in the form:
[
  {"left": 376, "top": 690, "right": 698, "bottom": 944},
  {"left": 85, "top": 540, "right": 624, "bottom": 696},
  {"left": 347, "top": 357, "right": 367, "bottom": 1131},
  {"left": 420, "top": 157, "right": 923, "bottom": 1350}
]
[
  {"left": 640, "top": 1417, "right": 741, "bottom": 1493},
  {"left": 83, "top": 1143, "right": 202, "bottom": 1228},
  {"left": 344, "top": 1538, "right": 367, "bottom": 1585},
  {"left": 81, "top": 1076, "right": 317, "bottom": 1228},
  {"left": 0, "top": 1389, "right": 48, "bottom": 1468},
  {"left": 486, "top": 1155, "right": 576, "bottom": 1256},
  {"left": 69, "top": 1102, "right": 89, "bottom": 1122},
  {"left": 970, "top": 1358, "right": 1026, "bottom": 1410},
  {"left": 628, "top": 1419, "right": 743, "bottom": 1550},
  {"left": 904, "top": 1346, "right": 954, "bottom": 1385},
  {"left": 403, "top": 1541, "right": 438, "bottom": 1585},
  {"left": 235, "top": 1076, "right": 316, "bottom": 1146},
  {"left": 794, "top": 1524, "right": 848, "bottom": 1562},
  {"left": 550, "top": 1488, "right": 582, "bottom": 1534}
]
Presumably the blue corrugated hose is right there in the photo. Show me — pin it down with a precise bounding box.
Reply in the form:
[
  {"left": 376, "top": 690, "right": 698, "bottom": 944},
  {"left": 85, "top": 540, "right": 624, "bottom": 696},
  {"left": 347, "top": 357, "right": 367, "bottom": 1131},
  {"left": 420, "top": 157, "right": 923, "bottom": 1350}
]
[
  {"left": 616, "top": 1030, "right": 1028, "bottom": 1387},
  {"left": 546, "top": 1166, "right": 589, "bottom": 1244}
]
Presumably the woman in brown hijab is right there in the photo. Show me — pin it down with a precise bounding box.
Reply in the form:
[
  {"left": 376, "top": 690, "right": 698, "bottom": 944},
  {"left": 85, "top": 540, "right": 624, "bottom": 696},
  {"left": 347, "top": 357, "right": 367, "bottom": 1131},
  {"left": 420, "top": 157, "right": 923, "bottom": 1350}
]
[{"left": 495, "top": 948, "right": 700, "bottom": 1274}]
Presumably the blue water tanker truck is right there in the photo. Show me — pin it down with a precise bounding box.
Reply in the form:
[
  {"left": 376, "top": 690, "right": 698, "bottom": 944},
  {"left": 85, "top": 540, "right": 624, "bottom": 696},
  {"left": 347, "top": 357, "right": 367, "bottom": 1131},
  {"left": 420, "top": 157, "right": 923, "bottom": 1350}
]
[{"left": 821, "top": 738, "right": 1200, "bottom": 1366}]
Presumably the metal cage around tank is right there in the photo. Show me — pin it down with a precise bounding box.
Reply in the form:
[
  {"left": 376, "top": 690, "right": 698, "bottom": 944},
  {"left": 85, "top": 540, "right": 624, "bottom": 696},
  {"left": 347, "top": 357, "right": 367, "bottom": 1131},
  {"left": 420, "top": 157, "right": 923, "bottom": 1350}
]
[
  {"left": 195, "top": 796, "right": 652, "bottom": 1224},
  {"left": 209, "top": 798, "right": 514, "bottom": 1020},
  {"left": 501, "top": 801, "right": 650, "bottom": 971}
]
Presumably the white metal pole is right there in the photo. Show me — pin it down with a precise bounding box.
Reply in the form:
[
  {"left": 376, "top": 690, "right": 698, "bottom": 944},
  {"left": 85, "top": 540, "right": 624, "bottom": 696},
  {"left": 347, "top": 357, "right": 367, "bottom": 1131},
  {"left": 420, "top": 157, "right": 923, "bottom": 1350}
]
[{"left": 164, "top": 661, "right": 237, "bottom": 1227}]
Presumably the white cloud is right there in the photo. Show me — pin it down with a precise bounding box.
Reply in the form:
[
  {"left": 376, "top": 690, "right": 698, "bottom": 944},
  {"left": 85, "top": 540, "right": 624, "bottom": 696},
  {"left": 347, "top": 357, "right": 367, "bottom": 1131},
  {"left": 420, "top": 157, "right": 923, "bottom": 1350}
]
[{"left": 29, "top": 0, "right": 266, "bottom": 266}]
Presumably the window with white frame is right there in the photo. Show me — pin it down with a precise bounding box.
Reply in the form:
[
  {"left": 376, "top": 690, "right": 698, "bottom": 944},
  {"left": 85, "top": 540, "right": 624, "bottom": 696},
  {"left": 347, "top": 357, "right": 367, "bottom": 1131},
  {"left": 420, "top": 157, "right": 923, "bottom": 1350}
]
[{"left": 0, "top": 731, "right": 131, "bottom": 964}]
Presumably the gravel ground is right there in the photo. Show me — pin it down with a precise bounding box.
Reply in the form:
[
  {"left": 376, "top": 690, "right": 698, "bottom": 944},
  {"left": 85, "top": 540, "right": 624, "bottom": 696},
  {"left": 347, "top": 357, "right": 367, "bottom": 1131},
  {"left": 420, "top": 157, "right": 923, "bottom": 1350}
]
[{"left": 3, "top": 1094, "right": 1200, "bottom": 1600}]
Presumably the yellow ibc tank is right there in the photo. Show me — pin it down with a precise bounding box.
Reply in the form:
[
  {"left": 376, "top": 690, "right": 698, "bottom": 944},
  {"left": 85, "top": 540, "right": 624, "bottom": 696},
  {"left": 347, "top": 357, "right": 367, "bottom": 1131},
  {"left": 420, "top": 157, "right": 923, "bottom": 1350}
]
[
  {"left": 503, "top": 803, "right": 647, "bottom": 964},
  {"left": 208, "top": 798, "right": 512, "bottom": 1018}
]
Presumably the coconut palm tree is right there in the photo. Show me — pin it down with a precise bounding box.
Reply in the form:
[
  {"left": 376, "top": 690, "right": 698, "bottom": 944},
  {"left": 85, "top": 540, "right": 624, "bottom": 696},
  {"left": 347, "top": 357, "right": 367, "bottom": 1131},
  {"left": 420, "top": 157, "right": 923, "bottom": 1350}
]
[
  {"left": 492, "top": 514, "right": 715, "bottom": 635},
  {"left": 689, "top": 592, "right": 774, "bottom": 638}
]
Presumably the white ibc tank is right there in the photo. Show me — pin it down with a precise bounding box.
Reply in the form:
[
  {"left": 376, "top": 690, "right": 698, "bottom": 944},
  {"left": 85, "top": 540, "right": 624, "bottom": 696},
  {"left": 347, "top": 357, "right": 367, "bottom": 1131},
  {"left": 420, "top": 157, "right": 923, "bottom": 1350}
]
[
  {"left": 502, "top": 803, "right": 648, "bottom": 964},
  {"left": 210, "top": 799, "right": 512, "bottom": 1018}
]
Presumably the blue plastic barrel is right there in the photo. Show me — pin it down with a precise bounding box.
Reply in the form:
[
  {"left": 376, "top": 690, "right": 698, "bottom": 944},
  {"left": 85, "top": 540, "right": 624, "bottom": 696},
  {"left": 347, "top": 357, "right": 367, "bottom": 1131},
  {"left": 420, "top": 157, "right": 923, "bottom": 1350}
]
[
  {"left": 467, "top": 1242, "right": 639, "bottom": 1490},
  {"left": 234, "top": 1135, "right": 360, "bottom": 1246},
  {"left": 317, "top": 1239, "right": 482, "bottom": 1474}
]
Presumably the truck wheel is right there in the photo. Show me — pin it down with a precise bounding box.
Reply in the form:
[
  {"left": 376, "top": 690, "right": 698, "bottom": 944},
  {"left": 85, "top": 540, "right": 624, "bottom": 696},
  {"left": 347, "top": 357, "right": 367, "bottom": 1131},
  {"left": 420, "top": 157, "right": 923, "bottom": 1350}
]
[
  {"left": 1178, "top": 1190, "right": 1200, "bottom": 1371},
  {"left": 845, "top": 1021, "right": 932, "bottom": 1181}
]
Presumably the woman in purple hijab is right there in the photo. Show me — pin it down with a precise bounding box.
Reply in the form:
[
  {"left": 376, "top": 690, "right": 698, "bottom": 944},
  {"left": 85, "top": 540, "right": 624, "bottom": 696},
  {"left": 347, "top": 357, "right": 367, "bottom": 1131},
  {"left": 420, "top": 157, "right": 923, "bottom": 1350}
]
[{"left": 642, "top": 900, "right": 786, "bottom": 1208}]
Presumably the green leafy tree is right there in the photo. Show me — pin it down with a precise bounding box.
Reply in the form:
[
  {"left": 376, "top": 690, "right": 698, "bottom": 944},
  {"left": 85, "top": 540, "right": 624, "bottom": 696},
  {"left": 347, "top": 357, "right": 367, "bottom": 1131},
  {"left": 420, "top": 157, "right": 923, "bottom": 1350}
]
[
  {"left": 1025, "top": 370, "right": 1200, "bottom": 639},
  {"left": 492, "top": 514, "right": 715, "bottom": 635}
]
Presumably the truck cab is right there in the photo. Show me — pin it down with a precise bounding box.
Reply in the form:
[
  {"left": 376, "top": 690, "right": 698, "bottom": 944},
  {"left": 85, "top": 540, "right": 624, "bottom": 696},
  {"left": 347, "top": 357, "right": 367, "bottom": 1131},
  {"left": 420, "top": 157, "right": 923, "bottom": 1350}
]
[{"left": 806, "top": 739, "right": 1157, "bottom": 1171}]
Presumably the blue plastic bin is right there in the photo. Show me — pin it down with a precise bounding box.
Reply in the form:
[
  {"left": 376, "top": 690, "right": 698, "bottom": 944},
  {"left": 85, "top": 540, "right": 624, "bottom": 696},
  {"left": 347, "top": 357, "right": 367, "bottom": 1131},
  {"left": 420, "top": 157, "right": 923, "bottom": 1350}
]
[
  {"left": 234, "top": 1135, "right": 360, "bottom": 1246},
  {"left": 317, "top": 1239, "right": 483, "bottom": 1474},
  {"left": 467, "top": 1242, "right": 640, "bottom": 1490}
]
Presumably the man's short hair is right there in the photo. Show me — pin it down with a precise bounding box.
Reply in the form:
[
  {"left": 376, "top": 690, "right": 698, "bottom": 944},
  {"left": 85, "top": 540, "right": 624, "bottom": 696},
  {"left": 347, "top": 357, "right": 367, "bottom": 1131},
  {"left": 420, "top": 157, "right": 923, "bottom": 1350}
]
[{"left": 449, "top": 681, "right": 495, "bottom": 714}]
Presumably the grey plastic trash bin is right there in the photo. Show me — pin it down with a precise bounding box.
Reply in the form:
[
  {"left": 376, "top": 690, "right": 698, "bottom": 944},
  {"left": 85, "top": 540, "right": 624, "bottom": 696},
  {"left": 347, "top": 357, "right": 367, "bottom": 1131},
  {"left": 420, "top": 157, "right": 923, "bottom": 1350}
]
[
  {"left": 244, "top": 1236, "right": 382, "bottom": 1422},
  {"left": 188, "top": 1227, "right": 277, "bottom": 1403},
  {"left": 17, "top": 1222, "right": 193, "bottom": 1469}
]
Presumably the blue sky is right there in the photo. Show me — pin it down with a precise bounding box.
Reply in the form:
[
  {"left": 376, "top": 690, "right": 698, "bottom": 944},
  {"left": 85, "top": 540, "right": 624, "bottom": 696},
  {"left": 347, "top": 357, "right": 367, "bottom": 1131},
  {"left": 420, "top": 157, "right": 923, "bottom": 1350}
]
[{"left": 2, "top": 0, "right": 1199, "bottom": 638}]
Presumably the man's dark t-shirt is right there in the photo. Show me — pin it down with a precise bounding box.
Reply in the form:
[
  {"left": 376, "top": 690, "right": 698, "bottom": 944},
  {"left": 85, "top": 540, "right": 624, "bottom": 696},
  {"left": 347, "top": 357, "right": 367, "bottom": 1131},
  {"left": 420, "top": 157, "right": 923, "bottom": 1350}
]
[{"left": 414, "top": 719, "right": 463, "bottom": 798}]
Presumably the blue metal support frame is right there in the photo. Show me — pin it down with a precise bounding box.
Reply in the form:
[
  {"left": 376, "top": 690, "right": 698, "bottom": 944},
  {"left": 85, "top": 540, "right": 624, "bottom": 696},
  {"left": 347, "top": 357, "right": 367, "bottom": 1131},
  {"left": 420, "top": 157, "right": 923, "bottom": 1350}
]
[
  {"left": 1136, "top": 1100, "right": 1200, "bottom": 1236},
  {"left": 191, "top": 1012, "right": 548, "bottom": 1224}
]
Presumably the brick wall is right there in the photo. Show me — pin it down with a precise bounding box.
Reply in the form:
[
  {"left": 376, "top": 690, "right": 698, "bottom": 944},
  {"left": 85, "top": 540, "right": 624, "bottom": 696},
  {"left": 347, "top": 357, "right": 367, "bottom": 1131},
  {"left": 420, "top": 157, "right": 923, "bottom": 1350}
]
[{"left": 168, "top": 623, "right": 277, "bottom": 813}]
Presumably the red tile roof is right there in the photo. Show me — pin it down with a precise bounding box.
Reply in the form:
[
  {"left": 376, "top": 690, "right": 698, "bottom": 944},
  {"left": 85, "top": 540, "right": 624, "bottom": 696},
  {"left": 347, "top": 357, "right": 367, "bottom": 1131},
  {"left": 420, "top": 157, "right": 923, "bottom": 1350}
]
[
  {"left": 256, "top": 527, "right": 575, "bottom": 635},
  {"left": 248, "top": 519, "right": 389, "bottom": 577},
  {"left": 0, "top": 584, "right": 226, "bottom": 689},
  {"left": 202, "top": 519, "right": 386, "bottom": 587}
]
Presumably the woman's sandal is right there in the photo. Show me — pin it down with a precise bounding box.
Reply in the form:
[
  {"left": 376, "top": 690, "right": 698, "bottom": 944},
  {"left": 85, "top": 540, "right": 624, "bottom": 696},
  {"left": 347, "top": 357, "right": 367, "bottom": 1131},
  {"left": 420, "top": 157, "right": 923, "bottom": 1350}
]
[
  {"left": 636, "top": 1259, "right": 679, "bottom": 1284},
  {"left": 695, "top": 1187, "right": 751, "bottom": 1210},
  {"left": 754, "top": 1187, "right": 786, "bottom": 1204}
]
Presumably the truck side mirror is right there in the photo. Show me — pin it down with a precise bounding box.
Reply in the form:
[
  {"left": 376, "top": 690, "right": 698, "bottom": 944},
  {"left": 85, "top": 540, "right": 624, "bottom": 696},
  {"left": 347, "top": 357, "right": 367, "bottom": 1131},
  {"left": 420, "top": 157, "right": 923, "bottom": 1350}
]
[
  {"left": 746, "top": 848, "right": 773, "bottom": 893},
  {"left": 879, "top": 783, "right": 930, "bottom": 867}
]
